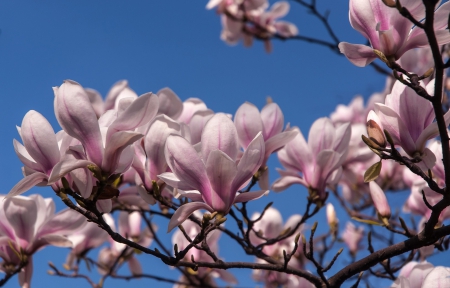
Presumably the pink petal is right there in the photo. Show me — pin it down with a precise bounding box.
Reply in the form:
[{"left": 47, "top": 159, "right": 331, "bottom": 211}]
[
  {"left": 101, "top": 131, "right": 143, "bottom": 174},
  {"left": 164, "top": 135, "right": 211, "bottom": 193},
  {"left": 375, "top": 103, "right": 416, "bottom": 154},
  {"left": 158, "top": 172, "right": 197, "bottom": 191},
  {"left": 7, "top": 172, "right": 48, "bottom": 198},
  {"left": 157, "top": 87, "right": 183, "bottom": 119},
  {"left": 128, "top": 256, "right": 142, "bottom": 276},
  {"left": 422, "top": 266, "right": 450, "bottom": 288},
  {"left": 308, "top": 118, "right": 335, "bottom": 156},
  {"left": 106, "top": 92, "right": 159, "bottom": 142},
  {"left": 234, "top": 190, "right": 268, "bottom": 203},
  {"left": 189, "top": 110, "right": 214, "bottom": 144},
  {"left": 234, "top": 102, "right": 264, "bottom": 148},
  {"left": 85, "top": 88, "right": 104, "bottom": 118},
  {"left": 205, "top": 150, "right": 237, "bottom": 212},
  {"left": 137, "top": 185, "right": 157, "bottom": 205},
  {"left": 47, "top": 159, "right": 93, "bottom": 184},
  {"left": 261, "top": 102, "right": 284, "bottom": 140},
  {"left": 264, "top": 130, "right": 297, "bottom": 159},
  {"left": 13, "top": 139, "right": 44, "bottom": 172},
  {"left": 201, "top": 113, "right": 239, "bottom": 161},
  {"left": 274, "top": 21, "right": 298, "bottom": 37},
  {"left": 4, "top": 196, "right": 37, "bottom": 249},
  {"left": 97, "top": 200, "right": 112, "bottom": 213},
  {"left": 268, "top": 1, "right": 290, "bottom": 19},
  {"left": 178, "top": 98, "right": 208, "bottom": 124},
  {"left": 54, "top": 80, "right": 104, "bottom": 167},
  {"left": 338, "top": 42, "right": 377, "bottom": 67},
  {"left": 369, "top": 181, "right": 391, "bottom": 218},
  {"left": 37, "top": 209, "right": 86, "bottom": 237},
  {"left": 232, "top": 132, "right": 265, "bottom": 192},
  {"left": 21, "top": 111, "right": 60, "bottom": 172},
  {"left": 145, "top": 115, "right": 181, "bottom": 180},
  {"left": 272, "top": 176, "right": 306, "bottom": 193},
  {"left": 167, "top": 202, "right": 213, "bottom": 232},
  {"left": 104, "top": 80, "right": 129, "bottom": 111}
]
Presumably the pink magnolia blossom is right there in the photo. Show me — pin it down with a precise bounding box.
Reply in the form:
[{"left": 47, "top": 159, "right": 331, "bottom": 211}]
[
  {"left": 339, "top": 0, "right": 450, "bottom": 67},
  {"left": 249, "top": 207, "right": 309, "bottom": 287},
  {"left": 0, "top": 194, "right": 86, "bottom": 287},
  {"left": 48, "top": 80, "right": 159, "bottom": 192},
  {"left": 64, "top": 221, "right": 109, "bottom": 270},
  {"left": 234, "top": 101, "right": 297, "bottom": 189},
  {"left": 172, "top": 214, "right": 237, "bottom": 285},
  {"left": 158, "top": 113, "right": 268, "bottom": 232},
  {"left": 8, "top": 110, "right": 66, "bottom": 197},
  {"left": 272, "top": 118, "right": 351, "bottom": 199},
  {"left": 132, "top": 115, "right": 185, "bottom": 203},
  {"left": 98, "top": 212, "right": 154, "bottom": 276},
  {"left": 341, "top": 222, "right": 364, "bottom": 256},
  {"left": 368, "top": 79, "right": 450, "bottom": 170}
]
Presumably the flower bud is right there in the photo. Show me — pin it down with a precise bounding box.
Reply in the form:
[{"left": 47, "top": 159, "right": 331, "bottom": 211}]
[
  {"left": 326, "top": 203, "right": 338, "bottom": 230},
  {"left": 366, "top": 119, "right": 386, "bottom": 148},
  {"left": 369, "top": 181, "right": 391, "bottom": 220}
]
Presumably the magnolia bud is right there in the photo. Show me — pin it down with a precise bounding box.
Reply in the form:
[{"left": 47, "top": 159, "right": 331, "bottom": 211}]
[
  {"left": 369, "top": 181, "right": 391, "bottom": 220},
  {"left": 366, "top": 119, "right": 386, "bottom": 148},
  {"left": 326, "top": 203, "right": 338, "bottom": 229}
]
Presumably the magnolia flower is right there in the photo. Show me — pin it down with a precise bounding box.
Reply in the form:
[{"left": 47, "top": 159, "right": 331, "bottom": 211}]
[
  {"left": 368, "top": 79, "right": 450, "bottom": 170},
  {"left": 172, "top": 214, "right": 237, "bottom": 285},
  {"left": 250, "top": 207, "right": 309, "bottom": 287},
  {"left": 339, "top": 0, "right": 450, "bottom": 67},
  {"left": 341, "top": 222, "right": 364, "bottom": 256},
  {"left": 8, "top": 111, "right": 65, "bottom": 197},
  {"left": 132, "top": 115, "right": 184, "bottom": 204},
  {"left": 0, "top": 194, "right": 86, "bottom": 287},
  {"left": 98, "top": 212, "right": 154, "bottom": 276},
  {"left": 273, "top": 118, "right": 351, "bottom": 199},
  {"left": 234, "top": 101, "right": 297, "bottom": 189},
  {"left": 159, "top": 113, "right": 268, "bottom": 232},
  {"left": 65, "top": 221, "right": 109, "bottom": 270},
  {"left": 48, "top": 80, "right": 159, "bottom": 196}
]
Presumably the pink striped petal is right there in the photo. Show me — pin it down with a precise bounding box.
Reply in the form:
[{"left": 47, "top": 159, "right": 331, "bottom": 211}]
[
  {"left": 205, "top": 150, "right": 237, "bottom": 212},
  {"left": 234, "top": 102, "right": 263, "bottom": 148},
  {"left": 101, "top": 131, "right": 143, "bottom": 174},
  {"left": 106, "top": 92, "right": 159, "bottom": 142},
  {"left": 232, "top": 132, "right": 264, "bottom": 192},
  {"left": 7, "top": 172, "right": 48, "bottom": 198},
  {"left": 54, "top": 80, "right": 104, "bottom": 167},
  {"left": 338, "top": 42, "right": 377, "bottom": 67},
  {"left": 167, "top": 202, "right": 213, "bottom": 232},
  {"left": 145, "top": 115, "right": 181, "bottom": 180},
  {"left": 48, "top": 159, "right": 93, "bottom": 184},
  {"left": 261, "top": 103, "right": 284, "bottom": 140},
  {"left": 157, "top": 87, "right": 183, "bottom": 119},
  {"left": 21, "top": 111, "right": 60, "bottom": 173},
  {"left": 234, "top": 190, "right": 268, "bottom": 203},
  {"left": 202, "top": 113, "right": 239, "bottom": 161},
  {"left": 165, "top": 135, "right": 211, "bottom": 193}
]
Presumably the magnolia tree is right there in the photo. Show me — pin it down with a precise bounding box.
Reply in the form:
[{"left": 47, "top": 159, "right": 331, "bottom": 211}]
[{"left": 3, "top": 0, "right": 450, "bottom": 287}]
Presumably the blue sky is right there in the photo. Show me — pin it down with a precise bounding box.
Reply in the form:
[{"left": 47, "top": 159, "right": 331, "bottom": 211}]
[{"left": 0, "top": 0, "right": 440, "bottom": 287}]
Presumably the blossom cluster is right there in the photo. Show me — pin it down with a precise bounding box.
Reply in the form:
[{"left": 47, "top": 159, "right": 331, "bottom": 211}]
[{"left": 5, "top": 0, "right": 450, "bottom": 286}]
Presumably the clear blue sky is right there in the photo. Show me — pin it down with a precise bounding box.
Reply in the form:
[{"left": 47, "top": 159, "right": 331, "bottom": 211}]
[{"left": 0, "top": 1, "right": 441, "bottom": 287}]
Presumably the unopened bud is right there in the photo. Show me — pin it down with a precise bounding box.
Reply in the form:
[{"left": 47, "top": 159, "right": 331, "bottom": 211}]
[
  {"left": 326, "top": 203, "right": 338, "bottom": 230},
  {"left": 382, "top": 0, "right": 396, "bottom": 7},
  {"left": 367, "top": 120, "right": 386, "bottom": 148},
  {"left": 369, "top": 182, "right": 391, "bottom": 219}
]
